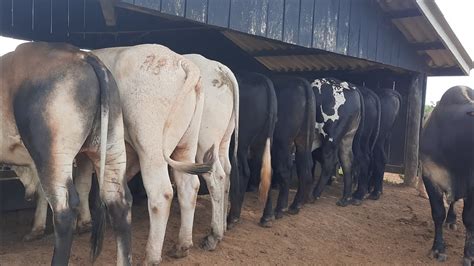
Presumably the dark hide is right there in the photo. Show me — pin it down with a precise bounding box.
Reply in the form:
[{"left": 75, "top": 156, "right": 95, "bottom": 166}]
[
  {"left": 261, "top": 76, "right": 315, "bottom": 224},
  {"left": 227, "top": 72, "right": 277, "bottom": 228},
  {"left": 420, "top": 86, "right": 474, "bottom": 264},
  {"left": 367, "top": 88, "right": 402, "bottom": 200},
  {"left": 352, "top": 86, "right": 381, "bottom": 204}
]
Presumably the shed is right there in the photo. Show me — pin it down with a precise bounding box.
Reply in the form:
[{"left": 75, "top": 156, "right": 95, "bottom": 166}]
[{"left": 1, "top": 0, "right": 472, "bottom": 210}]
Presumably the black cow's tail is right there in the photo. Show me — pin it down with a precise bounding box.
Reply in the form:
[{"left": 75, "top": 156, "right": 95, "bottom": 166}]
[
  {"left": 84, "top": 53, "right": 113, "bottom": 262},
  {"left": 355, "top": 87, "right": 365, "bottom": 142},
  {"left": 258, "top": 75, "right": 277, "bottom": 203},
  {"left": 301, "top": 78, "right": 316, "bottom": 159},
  {"left": 366, "top": 89, "right": 381, "bottom": 152}
]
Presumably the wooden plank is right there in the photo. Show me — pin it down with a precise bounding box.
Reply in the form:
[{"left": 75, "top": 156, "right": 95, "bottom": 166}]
[
  {"left": 248, "top": 0, "right": 269, "bottom": 37},
  {"left": 375, "top": 7, "right": 385, "bottom": 63},
  {"left": 298, "top": 0, "right": 314, "bottom": 48},
  {"left": 185, "top": 0, "right": 207, "bottom": 23},
  {"left": 390, "top": 32, "right": 400, "bottom": 67},
  {"left": 367, "top": 1, "right": 378, "bottom": 61},
  {"left": 266, "top": 0, "right": 284, "bottom": 41},
  {"left": 229, "top": 0, "right": 249, "bottom": 32},
  {"left": 347, "top": 0, "right": 361, "bottom": 57},
  {"left": 161, "top": 0, "right": 185, "bottom": 17},
  {"left": 336, "top": 0, "right": 350, "bottom": 55},
  {"left": 383, "top": 23, "right": 393, "bottom": 64},
  {"left": 135, "top": 0, "right": 161, "bottom": 11},
  {"left": 358, "top": 1, "right": 369, "bottom": 59},
  {"left": 207, "top": 0, "right": 231, "bottom": 27},
  {"left": 283, "top": 0, "right": 300, "bottom": 44},
  {"left": 313, "top": 0, "right": 330, "bottom": 50},
  {"left": 325, "top": 0, "right": 339, "bottom": 52}
]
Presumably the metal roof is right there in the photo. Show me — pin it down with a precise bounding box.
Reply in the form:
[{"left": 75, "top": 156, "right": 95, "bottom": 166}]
[{"left": 378, "top": 0, "right": 472, "bottom": 74}]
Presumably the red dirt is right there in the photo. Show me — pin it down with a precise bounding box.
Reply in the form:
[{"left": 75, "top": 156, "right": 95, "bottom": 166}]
[{"left": 0, "top": 181, "right": 466, "bottom": 265}]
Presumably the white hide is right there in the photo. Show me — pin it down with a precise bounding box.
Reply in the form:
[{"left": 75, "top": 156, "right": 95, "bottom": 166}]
[
  {"left": 93, "top": 44, "right": 203, "bottom": 264},
  {"left": 183, "top": 54, "right": 238, "bottom": 250}
]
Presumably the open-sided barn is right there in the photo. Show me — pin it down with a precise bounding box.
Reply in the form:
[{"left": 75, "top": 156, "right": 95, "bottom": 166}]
[{"left": 0, "top": 0, "right": 472, "bottom": 211}]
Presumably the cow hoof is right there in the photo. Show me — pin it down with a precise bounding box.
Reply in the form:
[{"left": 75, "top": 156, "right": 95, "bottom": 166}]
[
  {"left": 274, "top": 210, "right": 285, "bottom": 219},
  {"left": 336, "top": 198, "right": 352, "bottom": 207},
  {"left": 287, "top": 207, "right": 300, "bottom": 215},
  {"left": 445, "top": 222, "right": 458, "bottom": 231},
  {"left": 23, "top": 229, "right": 45, "bottom": 242},
  {"left": 201, "top": 234, "right": 219, "bottom": 251},
  {"left": 351, "top": 199, "right": 363, "bottom": 206},
  {"left": 259, "top": 217, "right": 274, "bottom": 228},
  {"left": 462, "top": 257, "right": 473, "bottom": 266},
  {"left": 145, "top": 258, "right": 162, "bottom": 266},
  {"left": 226, "top": 217, "right": 240, "bottom": 230},
  {"left": 77, "top": 221, "right": 92, "bottom": 234},
  {"left": 368, "top": 192, "right": 381, "bottom": 200},
  {"left": 168, "top": 243, "right": 192, "bottom": 258},
  {"left": 429, "top": 249, "right": 448, "bottom": 262}
]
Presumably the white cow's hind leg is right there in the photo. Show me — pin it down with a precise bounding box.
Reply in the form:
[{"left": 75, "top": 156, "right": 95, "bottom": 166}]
[
  {"left": 219, "top": 133, "right": 233, "bottom": 233},
  {"left": 24, "top": 185, "right": 49, "bottom": 241},
  {"left": 198, "top": 145, "right": 226, "bottom": 251},
  {"left": 73, "top": 154, "right": 94, "bottom": 234},
  {"left": 140, "top": 160, "right": 173, "bottom": 265}
]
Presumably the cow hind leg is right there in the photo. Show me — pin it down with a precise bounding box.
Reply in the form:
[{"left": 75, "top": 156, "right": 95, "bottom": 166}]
[
  {"left": 463, "top": 191, "right": 474, "bottom": 265},
  {"left": 445, "top": 202, "right": 458, "bottom": 231},
  {"left": 227, "top": 150, "right": 250, "bottom": 228},
  {"left": 312, "top": 144, "right": 338, "bottom": 201},
  {"left": 368, "top": 146, "right": 386, "bottom": 200},
  {"left": 168, "top": 150, "right": 201, "bottom": 258},
  {"left": 24, "top": 184, "right": 49, "bottom": 241},
  {"left": 336, "top": 134, "right": 356, "bottom": 207},
  {"left": 198, "top": 145, "right": 226, "bottom": 251},
  {"left": 73, "top": 154, "right": 94, "bottom": 234},
  {"left": 423, "top": 175, "right": 448, "bottom": 262},
  {"left": 138, "top": 159, "right": 173, "bottom": 265},
  {"left": 288, "top": 142, "right": 313, "bottom": 214}
]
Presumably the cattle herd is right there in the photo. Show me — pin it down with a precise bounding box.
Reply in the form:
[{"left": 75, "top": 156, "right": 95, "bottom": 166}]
[{"left": 0, "top": 42, "right": 473, "bottom": 265}]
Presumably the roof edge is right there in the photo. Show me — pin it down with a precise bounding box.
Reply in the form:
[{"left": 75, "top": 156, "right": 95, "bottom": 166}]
[{"left": 416, "top": 0, "right": 473, "bottom": 75}]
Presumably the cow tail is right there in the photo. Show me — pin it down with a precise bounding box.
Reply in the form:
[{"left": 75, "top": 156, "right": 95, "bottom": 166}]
[
  {"left": 258, "top": 76, "right": 277, "bottom": 203},
  {"left": 368, "top": 89, "right": 381, "bottom": 152},
  {"left": 302, "top": 79, "right": 316, "bottom": 164},
  {"left": 85, "top": 54, "right": 112, "bottom": 262},
  {"left": 355, "top": 88, "right": 365, "bottom": 142},
  {"left": 162, "top": 58, "right": 213, "bottom": 174}
]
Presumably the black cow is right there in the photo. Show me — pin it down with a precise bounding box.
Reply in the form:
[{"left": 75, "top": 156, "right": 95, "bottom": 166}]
[
  {"left": 0, "top": 42, "right": 131, "bottom": 264},
  {"left": 227, "top": 72, "right": 277, "bottom": 228},
  {"left": 420, "top": 86, "right": 473, "bottom": 264},
  {"left": 310, "top": 78, "right": 362, "bottom": 206},
  {"left": 352, "top": 86, "right": 381, "bottom": 205},
  {"left": 367, "top": 88, "right": 402, "bottom": 200},
  {"left": 258, "top": 76, "right": 316, "bottom": 226}
]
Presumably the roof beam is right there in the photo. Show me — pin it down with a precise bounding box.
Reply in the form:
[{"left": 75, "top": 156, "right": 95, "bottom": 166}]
[
  {"left": 388, "top": 8, "right": 423, "bottom": 19},
  {"left": 251, "top": 48, "right": 325, "bottom": 57},
  {"left": 411, "top": 41, "right": 445, "bottom": 50}
]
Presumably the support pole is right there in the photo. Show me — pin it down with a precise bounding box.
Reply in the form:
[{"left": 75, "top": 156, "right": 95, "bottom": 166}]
[{"left": 404, "top": 73, "right": 425, "bottom": 186}]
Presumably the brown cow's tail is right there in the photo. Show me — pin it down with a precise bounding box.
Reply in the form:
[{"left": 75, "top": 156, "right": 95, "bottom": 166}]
[
  {"left": 162, "top": 57, "right": 213, "bottom": 174},
  {"left": 84, "top": 53, "right": 114, "bottom": 262},
  {"left": 258, "top": 76, "right": 277, "bottom": 203}
]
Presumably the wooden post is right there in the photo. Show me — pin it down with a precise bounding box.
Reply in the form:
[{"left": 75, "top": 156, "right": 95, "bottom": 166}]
[{"left": 404, "top": 73, "right": 425, "bottom": 186}]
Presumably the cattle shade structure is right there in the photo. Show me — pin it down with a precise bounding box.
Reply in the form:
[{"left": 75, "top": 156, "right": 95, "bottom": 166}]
[{"left": 0, "top": 0, "right": 472, "bottom": 211}]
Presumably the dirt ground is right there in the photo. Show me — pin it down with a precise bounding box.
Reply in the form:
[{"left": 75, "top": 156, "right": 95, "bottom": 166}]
[{"left": 0, "top": 178, "right": 466, "bottom": 265}]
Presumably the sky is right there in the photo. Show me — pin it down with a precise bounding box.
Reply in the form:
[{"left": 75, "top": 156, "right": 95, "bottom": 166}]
[{"left": 0, "top": 0, "right": 472, "bottom": 105}]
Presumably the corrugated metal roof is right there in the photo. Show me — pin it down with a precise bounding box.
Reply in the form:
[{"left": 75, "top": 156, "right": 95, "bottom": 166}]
[{"left": 223, "top": 31, "right": 392, "bottom": 73}]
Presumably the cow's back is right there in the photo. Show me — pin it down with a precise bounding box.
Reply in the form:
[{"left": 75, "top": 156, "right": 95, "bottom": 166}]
[{"left": 421, "top": 86, "right": 474, "bottom": 191}]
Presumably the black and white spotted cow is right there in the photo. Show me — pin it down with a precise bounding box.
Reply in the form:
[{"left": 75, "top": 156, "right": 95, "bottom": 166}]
[
  {"left": 367, "top": 88, "right": 402, "bottom": 200},
  {"left": 310, "top": 78, "right": 362, "bottom": 206},
  {"left": 420, "top": 86, "right": 474, "bottom": 264},
  {"left": 0, "top": 42, "right": 132, "bottom": 265},
  {"left": 351, "top": 86, "right": 381, "bottom": 205},
  {"left": 259, "top": 76, "right": 315, "bottom": 226}
]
